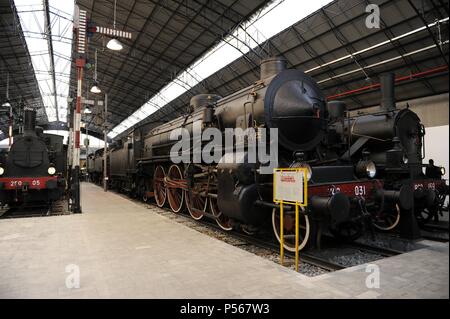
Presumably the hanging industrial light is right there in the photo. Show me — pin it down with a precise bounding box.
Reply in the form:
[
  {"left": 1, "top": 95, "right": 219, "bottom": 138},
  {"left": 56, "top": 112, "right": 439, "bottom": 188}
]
[
  {"left": 106, "top": 0, "right": 123, "bottom": 51},
  {"left": 83, "top": 106, "right": 92, "bottom": 114},
  {"left": 90, "top": 49, "right": 102, "bottom": 94},
  {"left": 1, "top": 101, "right": 11, "bottom": 108},
  {"left": 90, "top": 83, "right": 101, "bottom": 94},
  {"left": 106, "top": 38, "right": 123, "bottom": 51}
]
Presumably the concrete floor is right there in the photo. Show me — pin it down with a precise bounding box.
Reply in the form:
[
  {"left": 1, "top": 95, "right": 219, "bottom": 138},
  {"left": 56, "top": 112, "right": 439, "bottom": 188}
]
[{"left": 0, "top": 182, "right": 448, "bottom": 299}]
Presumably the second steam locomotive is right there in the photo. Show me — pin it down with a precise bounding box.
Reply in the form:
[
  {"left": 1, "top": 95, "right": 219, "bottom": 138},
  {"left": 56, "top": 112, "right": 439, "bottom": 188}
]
[{"left": 0, "top": 108, "right": 67, "bottom": 207}]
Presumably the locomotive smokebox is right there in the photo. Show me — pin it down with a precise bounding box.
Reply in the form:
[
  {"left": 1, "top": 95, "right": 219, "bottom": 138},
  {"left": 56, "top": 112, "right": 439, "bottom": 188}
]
[
  {"left": 260, "top": 57, "right": 287, "bottom": 80},
  {"left": 380, "top": 73, "right": 396, "bottom": 112},
  {"left": 24, "top": 108, "right": 37, "bottom": 134}
]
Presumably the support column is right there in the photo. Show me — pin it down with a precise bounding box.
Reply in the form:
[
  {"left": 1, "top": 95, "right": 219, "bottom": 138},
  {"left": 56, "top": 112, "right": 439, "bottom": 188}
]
[
  {"left": 70, "top": 5, "right": 86, "bottom": 214},
  {"left": 71, "top": 58, "right": 85, "bottom": 213},
  {"left": 6, "top": 72, "right": 13, "bottom": 146},
  {"left": 103, "top": 93, "right": 108, "bottom": 192}
]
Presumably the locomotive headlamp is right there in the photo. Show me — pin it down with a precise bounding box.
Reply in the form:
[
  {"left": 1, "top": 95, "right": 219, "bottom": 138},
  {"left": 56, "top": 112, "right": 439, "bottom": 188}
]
[
  {"left": 402, "top": 154, "right": 409, "bottom": 164},
  {"left": 0, "top": 167, "right": 4, "bottom": 176},
  {"left": 304, "top": 164, "right": 312, "bottom": 181},
  {"left": 48, "top": 166, "right": 56, "bottom": 175},
  {"left": 441, "top": 167, "right": 446, "bottom": 176},
  {"left": 366, "top": 161, "right": 377, "bottom": 178},
  {"left": 292, "top": 162, "right": 312, "bottom": 181},
  {"left": 356, "top": 160, "right": 377, "bottom": 178}
]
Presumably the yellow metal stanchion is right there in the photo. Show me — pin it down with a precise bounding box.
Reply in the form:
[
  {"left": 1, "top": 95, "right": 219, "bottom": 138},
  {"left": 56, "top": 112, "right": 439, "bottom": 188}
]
[
  {"left": 295, "top": 203, "right": 299, "bottom": 272},
  {"left": 280, "top": 202, "right": 284, "bottom": 266},
  {"left": 274, "top": 167, "right": 307, "bottom": 272}
]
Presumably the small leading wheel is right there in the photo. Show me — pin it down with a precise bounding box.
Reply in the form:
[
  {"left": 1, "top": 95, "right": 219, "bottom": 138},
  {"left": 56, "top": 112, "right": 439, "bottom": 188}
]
[
  {"left": 372, "top": 204, "right": 401, "bottom": 231},
  {"left": 272, "top": 207, "right": 310, "bottom": 252},
  {"left": 210, "top": 196, "right": 233, "bottom": 231},
  {"left": 153, "top": 165, "right": 166, "bottom": 207},
  {"left": 167, "top": 164, "right": 184, "bottom": 213}
]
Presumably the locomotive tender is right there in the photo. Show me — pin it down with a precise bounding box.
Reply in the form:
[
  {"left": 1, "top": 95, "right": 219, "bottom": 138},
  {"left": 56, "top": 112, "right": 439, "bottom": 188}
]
[
  {"left": 0, "top": 108, "right": 66, "bottom": 206},
  {"left": 87, "top": 148, "right": 107, "bottom": 184}
]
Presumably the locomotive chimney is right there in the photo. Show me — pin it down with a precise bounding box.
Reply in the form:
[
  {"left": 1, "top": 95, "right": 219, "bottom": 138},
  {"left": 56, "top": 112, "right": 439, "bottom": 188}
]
[
  {"left": 24, "top": 108, "right": 37, "bottom": 134},
  {"left": 380, "top": 73, "right": 396, "bottom": 112},
  {"left": 327, "top": 101, "right": 346, "bottom": 120},
  {"left": 190, "top": 94, "right": 222, "bottom": 111},
  {"left": 260, "top": 57, "right": 286, "bottom": 80}
]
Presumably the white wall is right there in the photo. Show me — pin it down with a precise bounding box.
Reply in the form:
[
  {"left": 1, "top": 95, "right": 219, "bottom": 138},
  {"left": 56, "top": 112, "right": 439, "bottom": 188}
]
[{"left": 423, "top": 125, "right": 449, "bottom": 181}]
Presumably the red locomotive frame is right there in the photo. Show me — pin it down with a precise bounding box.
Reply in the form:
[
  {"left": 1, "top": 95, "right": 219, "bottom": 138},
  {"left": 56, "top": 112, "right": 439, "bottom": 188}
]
[{"left": 0, "top": 176, "right": 58, "bottom": 190}]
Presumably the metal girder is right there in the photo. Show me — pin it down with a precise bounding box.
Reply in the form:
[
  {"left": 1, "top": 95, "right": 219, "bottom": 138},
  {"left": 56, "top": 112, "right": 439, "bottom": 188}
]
[
  {"left": 289, "top": 24, "right": 364, "bottom": 107},
  {"left": 0, "top": 0, "right": 47, "bottom": 132},
  {"left": 408, "top": 0, "right": 449, "bottom": 65},
  {"left": 43, "top": 0, "right": 59, "bottom": 122},
  {"left": 71, "top": 0, "right": 271, "bottom": 135}
]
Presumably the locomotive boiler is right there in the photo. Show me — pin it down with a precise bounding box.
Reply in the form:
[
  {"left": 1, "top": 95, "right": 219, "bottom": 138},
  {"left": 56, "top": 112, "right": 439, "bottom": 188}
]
[
  {"left": 116, "top": 57, "right": 387, "bottom": 250},
  {"left": 0, "top": 108, "right": 66, "bottom": 206}
]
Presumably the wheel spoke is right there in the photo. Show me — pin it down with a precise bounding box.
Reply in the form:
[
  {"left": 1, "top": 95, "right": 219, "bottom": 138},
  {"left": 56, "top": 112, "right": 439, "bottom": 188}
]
[
  {"left": 153, "top": 166, "right": 166, "bottom": 207},
  {"left": 272, "top": 207, "right": 310, "bottom": 252}
]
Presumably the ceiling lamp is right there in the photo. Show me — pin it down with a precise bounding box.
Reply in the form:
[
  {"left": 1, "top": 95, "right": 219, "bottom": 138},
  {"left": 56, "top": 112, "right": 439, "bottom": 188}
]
[
  {"left": 2, "top": 73, "right": 11, "bottom": 109},
  {"left": 106, "top": 38, "right": 123, "bottom": 51},
  {"left": 90, "top": 49, "right": 101, "bottom": 94},
  {"left": 90, "top": 82, "right": 101, "bottom": 94},
  {"left": 84, "top": 106, "right": 92, "bottom": 114},
  {"left": 107, "top": 0, "right": 123, "bottom": 51},
  {"left": 1, "top": 101, "right": 11, "bottom": 108}
]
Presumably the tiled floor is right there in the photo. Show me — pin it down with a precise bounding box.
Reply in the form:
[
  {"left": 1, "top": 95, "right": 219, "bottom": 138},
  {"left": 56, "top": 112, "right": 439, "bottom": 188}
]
[{"left": 0, "top": 182, "right": 447, "bottom": 298}]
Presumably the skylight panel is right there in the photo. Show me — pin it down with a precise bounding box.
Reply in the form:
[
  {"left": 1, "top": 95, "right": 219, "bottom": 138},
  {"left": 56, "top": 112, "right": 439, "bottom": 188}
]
[{"left": 15, "top": 0, "right": 74, "bottom": 123}]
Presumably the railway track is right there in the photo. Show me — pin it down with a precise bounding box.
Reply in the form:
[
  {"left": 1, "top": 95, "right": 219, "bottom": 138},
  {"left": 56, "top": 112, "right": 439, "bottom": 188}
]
[
  {"left": 0, "top": 197, "right": 70, "bottom": 219},
  {"left": 420, "top": 228, "right": 449, "bottom": 243},
  {"left": 213, "top": 224, "right": 347, "bottom": 272},
  {"left": 422, "top": 222, "right": 449, "bottom": 232},
  {"left": 421, "top": 235, "right": 449, "bottom": 243},
  {"left": 345, "top": 241, "right": 403, "bottom": 257},
  {"left": 420, "top": 221, "right": 449, "bottom": 243}
]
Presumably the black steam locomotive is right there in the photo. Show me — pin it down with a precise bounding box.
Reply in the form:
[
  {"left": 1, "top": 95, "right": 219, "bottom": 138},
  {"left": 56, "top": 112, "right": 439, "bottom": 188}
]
[
  {"left": 93, "top": 57, "right": 410, "bottom": 250},
  {"left": 328, "top": 74, "right": 448, "bottom": 234},
  {"left": 0, "top": 108, "right": 66, "bottom": 207},
  {"left": 90, "top": 57, "right": 447, "bottom": 249},
  {"left": 87, "top": 148, "right": 107, "bottom": 184}
]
